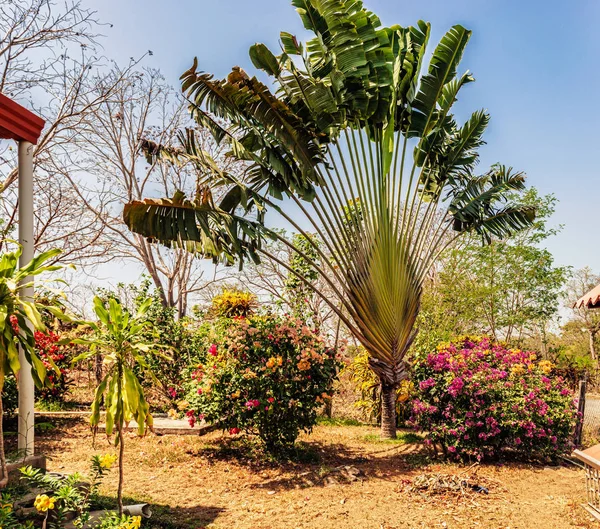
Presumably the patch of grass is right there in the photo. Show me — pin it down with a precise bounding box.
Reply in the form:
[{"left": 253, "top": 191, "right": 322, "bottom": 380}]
[
  {"left": 316, "top": 417, "right": 364, "bottom": 427},
  {"left": 35, "top": 400, "right": 77, "bottom": 412},
  {"left": 363, "top": 431, "right": 423, "bottom": 444}
]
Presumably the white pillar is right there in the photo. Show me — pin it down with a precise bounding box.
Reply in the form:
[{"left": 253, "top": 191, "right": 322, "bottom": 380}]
[{"left": 17, "top": 140, "right": 35, "bottom": 456}]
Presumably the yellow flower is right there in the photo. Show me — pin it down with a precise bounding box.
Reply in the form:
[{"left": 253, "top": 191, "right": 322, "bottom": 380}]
[
  {"left": 121, "top": 516, "right": 142, "bottom": 529},
  {"left": 231, "top": 390, "right": 241, "bottom": 399},
  {"left": 1, "top": 501, "right": 12, "bottom": 512},
  {"left": 276, "top": 356, "right": 283, "bottom": 367},
  {"left": 510, "top": 363, "right": 526, "bottom": 376},
  {"left": 538, "top": 360, "right": 553, "bottom": 374},
  {"left": 177, "top": 400, "right": 189, "bottom": 411},
  {"left": 297, "top": 359, "right": 311, "bottom": 371},
  {"left": 34, "top": 494, "right": 56, "bottom": 512},
  {"left": 266, "top": 357, "right": 277, "bottom": 369},
  {"left": 98, "top": 453, "right": 117, "bottom": 469}
]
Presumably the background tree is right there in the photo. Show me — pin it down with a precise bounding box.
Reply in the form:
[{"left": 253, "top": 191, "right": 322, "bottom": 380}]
[
  {"left": 0, "top": 0, "right": 148, "bottom": 267},
  {"left": 563, "top": 267, "right": 600, "bottom": 362},
  {"left": 66, "top": 69, "right": 228, "bottom": 316},
  {"left": 124, "top": 3, "right": 534, "bottom": 438},
  {"left": 419, "top": 189, "right": 568, "bottom": 353}
]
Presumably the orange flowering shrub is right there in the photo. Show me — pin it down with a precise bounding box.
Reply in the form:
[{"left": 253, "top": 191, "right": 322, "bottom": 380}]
[{"left": 185, "top": 315, "right": 341, "bottom": 453}]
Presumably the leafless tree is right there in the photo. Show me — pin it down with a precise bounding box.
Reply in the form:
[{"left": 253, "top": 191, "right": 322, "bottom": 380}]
[
  {"left": 64, "top": 69, "right": 228, "bottom": 316},
  {"left": 0, "top": 0, "right": 148, "bottom": 267}
]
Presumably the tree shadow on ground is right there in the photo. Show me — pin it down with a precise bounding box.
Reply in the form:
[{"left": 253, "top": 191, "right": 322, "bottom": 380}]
[{"left": 95, "top": 495, "right": 225, "bottom": 529}]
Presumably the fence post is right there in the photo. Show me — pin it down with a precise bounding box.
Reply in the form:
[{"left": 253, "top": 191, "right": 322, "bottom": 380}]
[{"left": 575, "top": 378, "right": 587, "bottom": 447}]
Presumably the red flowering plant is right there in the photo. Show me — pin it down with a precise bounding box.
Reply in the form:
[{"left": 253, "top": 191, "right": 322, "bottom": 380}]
[
  {"left": 410, "top": 336, "right": 578, "bottom": 461},
  {"left": 184, "top": 314, "right": 342, "bottom": 453},
  {"left": 35, "top": 330, "right": 71, "bottom": 404}
]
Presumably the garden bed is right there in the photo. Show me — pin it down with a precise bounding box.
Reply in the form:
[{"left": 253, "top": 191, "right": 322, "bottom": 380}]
[{"left": 16, "top": 417, "right": 597, "bottom": 529}]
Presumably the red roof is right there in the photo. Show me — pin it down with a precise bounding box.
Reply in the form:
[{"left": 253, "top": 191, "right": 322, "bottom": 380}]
[
  {"left": 0, "top": 93, "right": 45, "bottom": 144},
  {"left": 575, "top": 283, "right": 600, "bottom": 309}
]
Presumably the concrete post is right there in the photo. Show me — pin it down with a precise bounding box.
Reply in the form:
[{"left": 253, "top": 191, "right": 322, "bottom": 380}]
[{"left": 17, "top": 140, "right": 35, "bottom": 456}]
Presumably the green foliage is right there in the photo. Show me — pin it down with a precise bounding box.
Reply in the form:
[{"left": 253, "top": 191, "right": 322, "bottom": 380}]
[
  {"left": 70, "top": 296, "right": 159, "bottom": 439},
  {"left": 185, "top": 314, "right": 341, "bottom": 453},
  {"left": 19, "top": 455, "right": 139, "bottom": 529},
  {"left": 345, "top": 348, "right": 413, "bottom": 426},
  {"left": 97, "top": 280, "right": 204, "bottom": 411},
  {"left": 69, "top": 295, "right": 165, "bottom": 513},
  {"left": 0, "top": 491, "right": 33, "bottom": 528},
  {"left": 284, "top": 234, "right": 320, "bottom": 323},
  {"left": 418, "top": 189, "right": 568, "bottom": 348},
  {"left": 209, "top": 289, "right": 257, "bottom": 319},
  {"left": 1, "top": 375, "right": 18, "bottom": 415},
  {"left": 0, "top": 246, "right": 66, "bottom": 393},
  {"left": 411, "top": 337, "right": 577, "bottom": 461}
]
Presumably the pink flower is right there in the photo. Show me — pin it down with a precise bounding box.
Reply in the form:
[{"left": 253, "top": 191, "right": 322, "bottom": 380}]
[
  {"left": 245, "top": 399, "right": 260, "bottom": 410},
  {"left": 197, "top": 388, "right": 203, "bottom": 395},
  {"left": 229, "top": 427, "right": 240, "bottom": 435},
  {"left": 208, "top": 344, "right": 218, "bottom": 356},
  {"left": 267, "top": 397, "right": 275, "bottom": 403},
  {"left": 419, "top": 378, "right": 435, "bottom": 391}
]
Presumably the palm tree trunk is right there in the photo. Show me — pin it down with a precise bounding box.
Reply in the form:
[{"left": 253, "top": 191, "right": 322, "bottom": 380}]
[
  {"left": 380, "top": 384, "right": 397, "bottom": 439},
  {"left": 0, "top": 396, "right": 8, "bottom": 488}
]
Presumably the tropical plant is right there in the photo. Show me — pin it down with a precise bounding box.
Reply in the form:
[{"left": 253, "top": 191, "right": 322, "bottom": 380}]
[
  {"left": 19, "top": 454, "right": 138, "bottom": 529},
  {"left": 411, "top": 336, "right": 577, "bottom": 461},
  {"left": 68, "top": 296, "right": 163, "bottom": 514},
  {"left": 0, "top": 246, "right": 66, "bottom": 488},
  {"left": 185, "top": 313, "right": 341, "bottom": 453},
  {"left": 123, "top": 2, "right": 534, "bottom": 437}
]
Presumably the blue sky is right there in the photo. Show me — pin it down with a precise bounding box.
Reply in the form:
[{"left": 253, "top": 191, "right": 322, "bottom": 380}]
[{"left": 92, "top": 0, "right": 600, "bottom": 271}]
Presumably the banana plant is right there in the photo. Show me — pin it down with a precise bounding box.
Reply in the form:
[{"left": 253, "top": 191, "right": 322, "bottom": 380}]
[
  {"left": 0, "top": 245, "right": 65, "bottom": 488},
  {"left": 69, "top": 295, "right": 163, "bottom": 514},
  {"left": 123, "top": 0, "right": 535, "bottom": 438}
]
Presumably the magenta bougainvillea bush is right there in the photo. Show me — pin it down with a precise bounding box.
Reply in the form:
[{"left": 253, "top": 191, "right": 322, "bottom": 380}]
[
  {"left": 184, "top": 315, "right": 342, "bottom": 453},
  {"left": 410, "top": 336, "right": 578, "bottom": 461}
]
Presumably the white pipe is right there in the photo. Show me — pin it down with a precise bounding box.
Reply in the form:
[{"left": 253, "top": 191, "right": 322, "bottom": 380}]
[{"left": 17, "top": 140, "right": 35, "bottom": 456}]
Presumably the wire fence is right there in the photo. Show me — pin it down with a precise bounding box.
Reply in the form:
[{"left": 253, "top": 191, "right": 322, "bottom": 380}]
[{"left": 584, "top": 398, "right": 600, "bottom": 440}]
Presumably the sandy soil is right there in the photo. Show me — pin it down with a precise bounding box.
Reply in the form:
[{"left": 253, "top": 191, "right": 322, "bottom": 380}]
[{"left": 21, "top": 418, "right": 599, "bottom": 529}]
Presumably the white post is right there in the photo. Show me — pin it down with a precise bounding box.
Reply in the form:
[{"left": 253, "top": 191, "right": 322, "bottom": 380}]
[{"left": 17, "top": 140, "right": 35, "bottom": 456}]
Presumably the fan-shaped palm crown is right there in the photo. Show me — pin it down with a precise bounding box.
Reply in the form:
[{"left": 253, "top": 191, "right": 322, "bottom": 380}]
[{"left": 124, "top": 0, "right": 535, "bottom": 437}]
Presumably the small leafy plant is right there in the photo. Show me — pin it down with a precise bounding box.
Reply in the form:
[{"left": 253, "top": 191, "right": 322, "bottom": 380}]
[
  {"left": 20, "top": 454, "right": 141, "bottom": 529},
  {"left": 69, "top": 296, "right": 165, "bottom": 514}
]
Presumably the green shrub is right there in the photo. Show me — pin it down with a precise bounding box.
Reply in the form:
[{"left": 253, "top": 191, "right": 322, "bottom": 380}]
[
  {"left": 410, "top": 336, "right": 578, "bottom": 461},
  {"left": 1, "top": 375, "right": 18, "bottom": 416},
  {"left": 185, "top": 314, "right": 341, "bottom": 453}
]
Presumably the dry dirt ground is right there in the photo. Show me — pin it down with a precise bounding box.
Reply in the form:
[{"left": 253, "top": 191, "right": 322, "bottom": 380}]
[{"left": 16, "top": 418, "right": 600, "bottom": 529}]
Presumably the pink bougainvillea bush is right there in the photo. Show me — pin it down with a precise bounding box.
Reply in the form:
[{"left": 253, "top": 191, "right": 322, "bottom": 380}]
[
  {"left": 410, "top": 336, "right": 578, "bottom": 461},
  {"left": 184, "top": 314, "right": 342, "bottom": 453}
]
